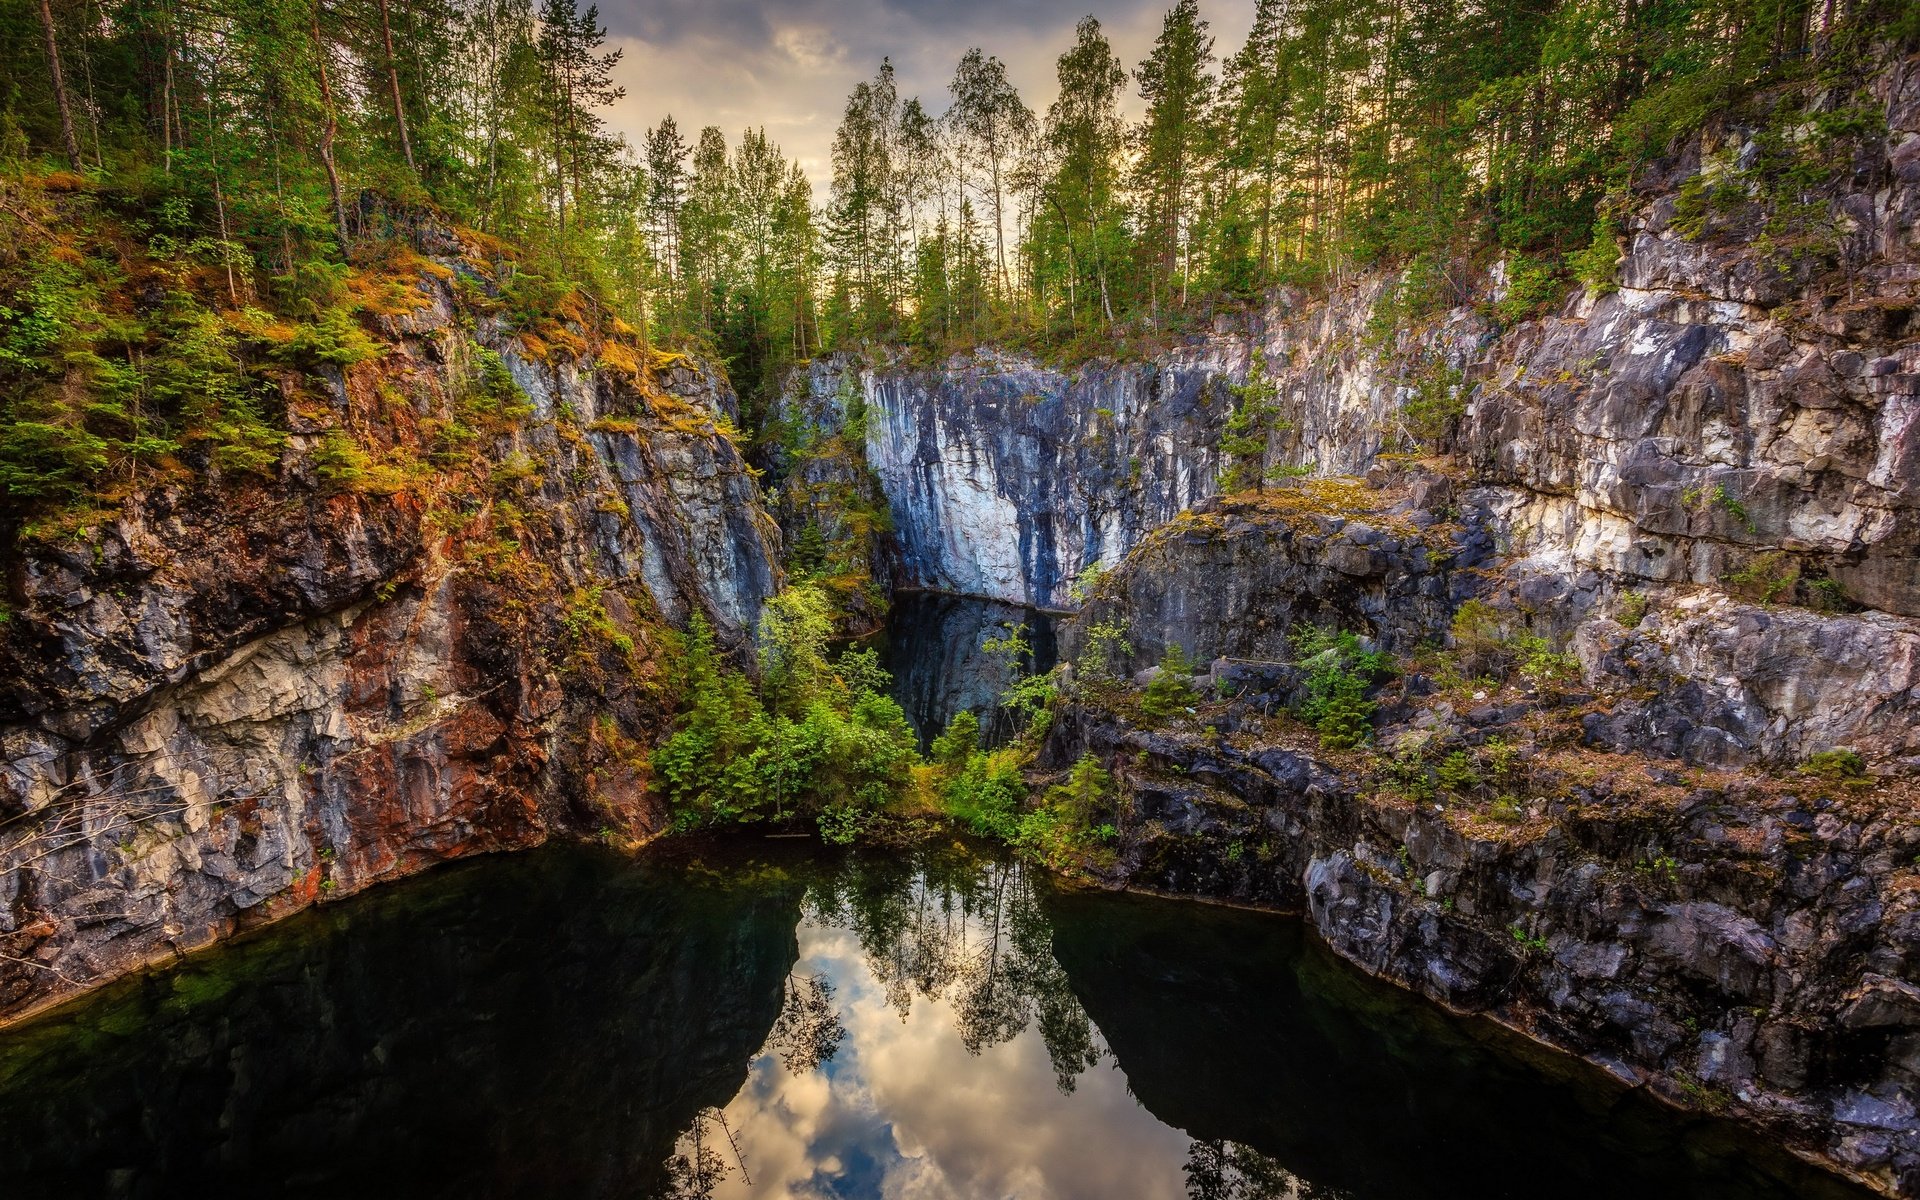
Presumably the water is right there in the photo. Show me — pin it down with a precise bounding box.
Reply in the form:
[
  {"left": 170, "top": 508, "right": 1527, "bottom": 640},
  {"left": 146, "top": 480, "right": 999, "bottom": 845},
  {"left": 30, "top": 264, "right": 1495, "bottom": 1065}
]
[
  {"left": 0, "top": 840, "right": 1870, "bottom": 1200},
  {"left": 874, "top": 592, "right": 1057, "bottom": 750}
]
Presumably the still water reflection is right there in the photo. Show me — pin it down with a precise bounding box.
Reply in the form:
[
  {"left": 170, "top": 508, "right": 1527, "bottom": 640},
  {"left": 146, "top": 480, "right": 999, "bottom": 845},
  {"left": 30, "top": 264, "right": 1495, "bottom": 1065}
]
[{"left": 0, "top": 841, "right": 1872, "bottom": 1200}]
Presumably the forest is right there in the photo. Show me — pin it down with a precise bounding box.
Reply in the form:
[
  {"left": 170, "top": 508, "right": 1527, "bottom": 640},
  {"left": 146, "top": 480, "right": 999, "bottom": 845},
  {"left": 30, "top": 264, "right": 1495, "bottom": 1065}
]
[{"left": 0, "top": 0, "right": 1913, "bottom": 507}]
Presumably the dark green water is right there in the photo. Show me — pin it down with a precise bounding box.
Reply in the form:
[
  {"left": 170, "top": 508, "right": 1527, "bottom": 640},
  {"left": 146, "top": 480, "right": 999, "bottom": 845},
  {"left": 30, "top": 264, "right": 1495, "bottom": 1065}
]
[{"left": 0, "top": 841, "right": 1872, "bottom": 1200}]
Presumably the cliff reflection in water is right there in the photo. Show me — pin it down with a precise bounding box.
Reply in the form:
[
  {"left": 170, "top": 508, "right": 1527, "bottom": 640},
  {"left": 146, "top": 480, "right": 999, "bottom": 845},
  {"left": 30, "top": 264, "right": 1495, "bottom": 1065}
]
[
  {"left": 672, "top": 846, "right": 1869, "bottom": 1200},
  {"left": 0, "top": 841, "right": 1876, "bottom": 1200},
  {"left": 0, "top": 846, "right": 803, "bottom": 1200}
]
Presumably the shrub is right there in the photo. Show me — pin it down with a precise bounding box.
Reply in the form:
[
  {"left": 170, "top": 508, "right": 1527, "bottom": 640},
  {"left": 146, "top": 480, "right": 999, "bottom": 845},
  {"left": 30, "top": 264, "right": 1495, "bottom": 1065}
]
[
  {"left": 1804, "top": 748, "right": 1865, "bottom": 780},
  {"left": 1402, "top": 356, "right": 1465, "bottom": 450},
  {"left": 941, "top": 751, "right": 1026, "bottom": 838},
  {"left": 1046, "top": 753, "right": 1113, "bottom": 830},
  {"left": 462, "top": 347, "right": 534, "bottom": 427},
  {"left": 286, "top": 308, "right": 379, "bottom": 367},
  {"left": 1449, "top": 600, "right": 1512, "bottom": 679},
  {"left": 930, "top": 709, "right": 980, "bottom": 771},
  {"left": 1140, "top": 643, "right": 1199, "bottom": 720},
  {"left": 1077, "top": 616, "right": 1131, "bottom": 682},
  {"left": 312, "top": 430, "right": 372, "bottom": 490},
  {"left": 1292, "top": 625, "right": 1392, "bottom": 750},
  {"left": 1436, "top": 750, "right": 1481, "bottom": 797},
  {"left": 1569, "top": 216, "right": 1623, "bottom": 293},
  {"left": 1514, "top": 633, "right": 1579, "bottom": 690},
  {"left": 657, "top": 596, "right": 923, "bottom": 837},
  {"left": 1490, "top": 255, "right": 1568, "bottom": 326}
]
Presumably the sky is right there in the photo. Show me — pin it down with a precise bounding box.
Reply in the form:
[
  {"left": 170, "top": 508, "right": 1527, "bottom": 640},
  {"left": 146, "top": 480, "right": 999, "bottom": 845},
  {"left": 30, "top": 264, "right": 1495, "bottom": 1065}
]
[{"left": 596, "top": 0, "right": 1259, "bottom": 192}]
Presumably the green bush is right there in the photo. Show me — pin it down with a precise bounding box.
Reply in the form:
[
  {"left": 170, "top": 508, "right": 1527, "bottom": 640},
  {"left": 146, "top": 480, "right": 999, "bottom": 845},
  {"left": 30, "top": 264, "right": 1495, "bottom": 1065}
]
[
  {"left": 312, "top": 430, "right": 372, "bottom": 490},
  {"left": 1077, "top": 617, "right": 1131, "bottom": 682},
  {"left": 1491, "top": 255, "right": 1568, "bottom": 326},
  {"left": 1804, "top": 748, "right": 1865, "bottom": 780},
  {"left": 930, "top": 709, "right": 981, "bottom": 771},
  {"left": 1140, "top": 643, "right": 1199, "bottom": 720},
  {"left": 941, "top": 751, "right": 1027, "bottom": 838},
  {"left": 286, "top": 308, "right": 380, "bottom": 367},
  {"left": 1292, "top": 625, "right": 1391, "bottom": 750},
  {"left": 1401, "top": 356, "right": 1465, "bottom": 449},
  {"left": 656, "top": 588, "right": 922, "bottom": 838}
]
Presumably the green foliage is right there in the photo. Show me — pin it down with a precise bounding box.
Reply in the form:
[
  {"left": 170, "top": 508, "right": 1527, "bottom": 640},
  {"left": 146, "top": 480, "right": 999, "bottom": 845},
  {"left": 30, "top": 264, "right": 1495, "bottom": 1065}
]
[
  {"left": 562, "top": 586, "right": 636, "bottom": 660},
  {"left": 1067, "top": 561, "right": 1107, "bottom": 605},
  {"left": 939, "top": 748, "right": 1028, "bottom": 838},
  {"left": 930, "top": 709, "right": 981, "bottom": 771},
  {"left": 1436, "top": 750, "right": 1481, "bottom": 797},
  {"left": 1449, "top": 600, "right": 1513, "bottom": 679},
  {"left": 463, "top": 348, "right": 534, "bottom": 427},
  {"left": 1047, "top": 753, "right": 1113, "bottom": 830},
  {"left": 1291, "top": 625, "right": 1391, "bottom": 750},
  {"left": 1401, "top": 356, "right": 1465, "bottom": 450},
  {"left": 1725, "top": 551, "right": 1798, "bottom": 605},
  {"left": 938, "top": 744, "right": 1114, "bottom": 871},
  {"left": 1489, "top": 256, "right": 1568, "bottom": 326},
  {"left": 1569, "top": 216, "right": 1623, "bottom": 293},
  {"left": 1139, "top": 643, "right": 1199, "bottom": 721},
  {"left": 311, "top": 430, "right": 371, "bottom": 491},
  {"left": 1217, "top": 351, "right": 1286, "bottom": 492},
  {"left": 1076, "top": 616, "right": 1131, "bottom": 683},
  {"left": 656, "top": 591, "right": 922, "bottom": 840},
  {"left": 286, "top": 309, "right": 380, "bottom": 368},
  {"left": 1514, "top": 634, "right": 1579, "bottom": 690},
  {"left": 1804, "top": 748, "right": 1865, "bottom": 781}
]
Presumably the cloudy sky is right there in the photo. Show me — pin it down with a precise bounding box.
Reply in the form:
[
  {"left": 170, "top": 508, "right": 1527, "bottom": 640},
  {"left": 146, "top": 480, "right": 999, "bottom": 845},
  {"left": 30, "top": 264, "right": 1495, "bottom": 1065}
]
[{"left": 597, "top": 0, "right": 1258, "bottom": 191}]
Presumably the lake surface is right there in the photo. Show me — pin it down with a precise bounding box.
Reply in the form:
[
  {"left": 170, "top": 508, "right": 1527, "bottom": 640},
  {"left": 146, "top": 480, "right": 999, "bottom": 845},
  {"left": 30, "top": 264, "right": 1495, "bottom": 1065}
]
[{"left": 0, "top": 840, "right": 1871, "bottom": 1200}]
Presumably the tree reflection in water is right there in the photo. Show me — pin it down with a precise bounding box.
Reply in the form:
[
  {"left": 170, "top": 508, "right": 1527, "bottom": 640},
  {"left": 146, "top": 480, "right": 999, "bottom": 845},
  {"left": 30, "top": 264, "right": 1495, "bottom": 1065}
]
[
  {"left": 806, "top": 850, "right": 1100, "bottom": 1090},
  {"left": 663, "top": 848, "right": 1123, "bottom": 1199},
  {"left": 1185, "top": 1140, "right": 1338, "bottom": 1200},
  {"left": 657, "top": 843, "right": 1871, "bottom": 1200},
  {"left": 766, "top": 973, "right": 846, "bottom": 1074}
]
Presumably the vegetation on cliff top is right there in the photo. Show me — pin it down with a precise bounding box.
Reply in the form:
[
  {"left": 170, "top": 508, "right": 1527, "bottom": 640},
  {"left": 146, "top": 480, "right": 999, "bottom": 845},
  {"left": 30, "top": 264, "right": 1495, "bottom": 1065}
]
[{"left": 3, "top": 0, "right": 1913, "bottom": 506}]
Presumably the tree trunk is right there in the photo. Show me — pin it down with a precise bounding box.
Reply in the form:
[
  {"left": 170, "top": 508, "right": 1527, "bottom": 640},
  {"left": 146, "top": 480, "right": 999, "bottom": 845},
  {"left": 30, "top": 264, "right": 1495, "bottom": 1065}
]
[
  {"left": 376, "top": 0, "right": 416, "bottom": 175},
  {"left": 310, "top": 6, "right": 352, "bottom": 247},
  {"left": 36, "top": 0, "right": 83, "bottom": 171}
]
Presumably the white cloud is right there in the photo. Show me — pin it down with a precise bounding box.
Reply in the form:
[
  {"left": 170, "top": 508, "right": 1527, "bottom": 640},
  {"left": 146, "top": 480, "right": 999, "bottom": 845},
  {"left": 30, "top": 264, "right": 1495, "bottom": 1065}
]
[{"left": 698, "top": 917, "right": 1193, "bottom": 1199}]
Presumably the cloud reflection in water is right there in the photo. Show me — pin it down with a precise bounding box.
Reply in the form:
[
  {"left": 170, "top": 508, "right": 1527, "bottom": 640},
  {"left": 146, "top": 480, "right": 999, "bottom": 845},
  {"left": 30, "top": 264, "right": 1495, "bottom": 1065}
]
[{"left": 670, "top": 857, "right": 1196, "bottom": 1200}]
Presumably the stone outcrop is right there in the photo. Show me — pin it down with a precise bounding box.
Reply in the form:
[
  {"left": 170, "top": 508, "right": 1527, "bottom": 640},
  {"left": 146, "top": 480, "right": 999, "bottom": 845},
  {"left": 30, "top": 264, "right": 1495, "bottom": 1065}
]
[
  {"left": 1043, "top": 701, "right": 1920, "bottom": 1197},
  {"left": 1005, "top": 51, "right": 1920, "bottom": 1198},
  {"left": 0, "top": 227, "right": 779, "bottom": 1022},
  {"left": 779, "top": 50, "right": 1920, "bottom": 776}
]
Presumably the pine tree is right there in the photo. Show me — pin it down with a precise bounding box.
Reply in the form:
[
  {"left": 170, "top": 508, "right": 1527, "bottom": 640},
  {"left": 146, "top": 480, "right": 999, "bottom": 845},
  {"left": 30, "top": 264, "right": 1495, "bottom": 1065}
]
[
  {"left": 534, "top": 0, "right": 622, "bottom": 248},
  {"left": 948, "top": 48, "right": 1033, "bottom": 300},
  {"left": 1134, "top": 0, "right": 1217, "bottom": 314},
  {"left": 1036, "top": 16, "right": 1129, "bottom": 331}
]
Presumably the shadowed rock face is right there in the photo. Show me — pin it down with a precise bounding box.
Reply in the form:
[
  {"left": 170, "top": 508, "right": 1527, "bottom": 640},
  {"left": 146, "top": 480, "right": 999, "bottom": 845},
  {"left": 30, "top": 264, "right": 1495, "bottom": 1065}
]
[
  {"left": 1039, "top": 695, "right": 1920, "bottom": 1197},
  {"left": 874, "top": 592, "right": 1057, "bottom": 750},
  {"left": 1043, "top": 883, "right": 1873, "bottom": 1200},
  {"left": 0, "top": 845, "right": 802, "bottom": 1200}
]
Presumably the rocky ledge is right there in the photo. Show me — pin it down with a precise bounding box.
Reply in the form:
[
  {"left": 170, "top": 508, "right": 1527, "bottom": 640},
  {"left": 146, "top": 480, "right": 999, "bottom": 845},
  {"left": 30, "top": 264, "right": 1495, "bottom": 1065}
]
[
  {"left": 1033, "top": 480, "right": 1920, "bottom": 1196},
  {"left": 0, "top": 220, "right": 778, "bottom": 1022}
]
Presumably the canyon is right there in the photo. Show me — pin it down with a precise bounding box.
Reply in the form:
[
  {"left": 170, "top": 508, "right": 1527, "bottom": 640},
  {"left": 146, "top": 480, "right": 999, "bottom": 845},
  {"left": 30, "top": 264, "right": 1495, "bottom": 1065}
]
[{"left": 2, "top": 44, "right": 1918, "bottom": 1200}]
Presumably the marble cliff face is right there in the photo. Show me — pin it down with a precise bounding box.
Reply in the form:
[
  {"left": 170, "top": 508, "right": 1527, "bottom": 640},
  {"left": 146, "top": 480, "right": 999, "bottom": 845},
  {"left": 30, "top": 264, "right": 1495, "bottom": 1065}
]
[{"left": 3, "top": 43, "right": 1918, "bottom": 1200}]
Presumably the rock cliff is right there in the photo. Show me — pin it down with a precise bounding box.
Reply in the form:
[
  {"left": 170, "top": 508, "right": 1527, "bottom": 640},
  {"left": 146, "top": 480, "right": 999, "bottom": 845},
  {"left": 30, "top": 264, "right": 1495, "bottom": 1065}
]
[
  {"left": 772, "top": 49, "right": 1920, "bottom": 1196},
  {"left": 0, "top": 222, "right": 779, "bottom": 1021}
]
